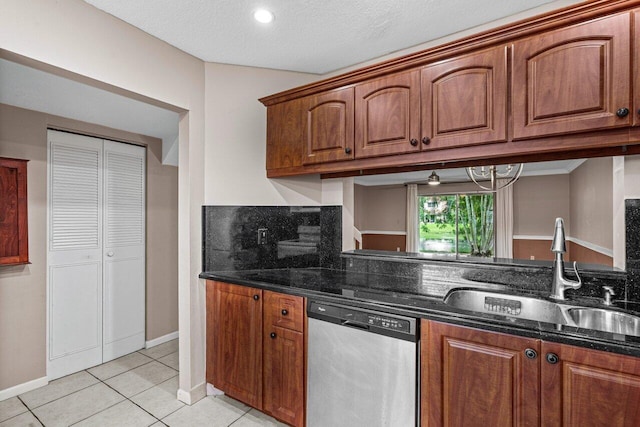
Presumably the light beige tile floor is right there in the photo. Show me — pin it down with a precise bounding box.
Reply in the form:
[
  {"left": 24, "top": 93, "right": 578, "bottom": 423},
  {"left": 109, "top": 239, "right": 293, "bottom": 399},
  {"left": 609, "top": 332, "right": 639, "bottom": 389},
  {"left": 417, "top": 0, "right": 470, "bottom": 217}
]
[{"left": 0, "top": 340, "right": 287, "bottom": 427}]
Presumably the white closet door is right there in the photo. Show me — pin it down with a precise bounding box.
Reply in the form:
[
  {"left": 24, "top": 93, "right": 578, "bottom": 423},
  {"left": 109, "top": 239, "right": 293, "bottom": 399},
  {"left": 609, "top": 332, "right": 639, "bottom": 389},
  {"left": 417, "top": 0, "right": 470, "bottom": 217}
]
[
  {"left": 48, "top": 131, "right": 103, "bottom": 380},
  {"left": 102, "top": 140, "right": 146, "bottom": 361}
]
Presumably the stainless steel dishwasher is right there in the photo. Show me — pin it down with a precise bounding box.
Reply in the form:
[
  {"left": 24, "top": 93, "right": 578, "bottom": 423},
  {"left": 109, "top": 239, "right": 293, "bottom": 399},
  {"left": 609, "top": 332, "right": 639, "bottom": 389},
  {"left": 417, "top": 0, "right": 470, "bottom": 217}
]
[{"left": 306, "top": 300, "right": 419, "bottom": 427}]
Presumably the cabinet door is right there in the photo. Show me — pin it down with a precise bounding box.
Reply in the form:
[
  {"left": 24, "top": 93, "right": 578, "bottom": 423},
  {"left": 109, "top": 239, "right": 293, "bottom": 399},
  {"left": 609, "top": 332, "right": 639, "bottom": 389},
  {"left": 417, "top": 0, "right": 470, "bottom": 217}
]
[
  {"left": 423, "top": 320, "right": 540, "bottom": 427},
  {"left": 421, "top": 46, "right": 508, "bottom": 149},
  {"left": 266, "top": 99, "right": 305, "bottom": 172},
  {"left": 0, "top": 158, "right": 28, "bottom": 265},
  {"left": 263, "top": 326, "right": 305, "bottom": 427},
  {"left": 303, "top": 87, "right": 354, "bottom": 164},
  {"left": 355, "top": 71, "right": 421, "bottom": 158},
  {"left": 512, "top": 12, "right": 632, "bottom": 139},
  {"left": 634, "top": 9, "right": 640, "bottom": 127},
  {"left": 541, "top": 341, "right": 640, "bottom": 427},
  {"left": 208, "top": 281, "right": 263, "bottom": 409}
]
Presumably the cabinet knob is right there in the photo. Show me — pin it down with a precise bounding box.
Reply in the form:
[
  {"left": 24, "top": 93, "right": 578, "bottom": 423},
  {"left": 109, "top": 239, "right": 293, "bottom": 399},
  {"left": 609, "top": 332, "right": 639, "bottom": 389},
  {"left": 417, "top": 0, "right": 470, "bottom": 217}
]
[
  {"left": 270, "top": 332, "right": 276, "bottom": 339},
  {"left": 345, "top": 147, "right": 352, "bottom": 154},
  {"left": 281, "top": 309, "right": 288, "bottom": 316},
  {"left": 253, "top": 294, "right": 259, "bottom": 301},
  {"left": 546, "top": 353, "right": 559, "bottom": 364},
  {"left": 422, "top": 137, "right": 431, "bottom": 145},
  {"left": 616, "top": 107, "right": 630, "bottom": 118},
  {"left": 410, "top": 138, "right": 418, "bottom": 146},
  {"left": 524, "top": 348, "right": 538, "bottom": 359}
]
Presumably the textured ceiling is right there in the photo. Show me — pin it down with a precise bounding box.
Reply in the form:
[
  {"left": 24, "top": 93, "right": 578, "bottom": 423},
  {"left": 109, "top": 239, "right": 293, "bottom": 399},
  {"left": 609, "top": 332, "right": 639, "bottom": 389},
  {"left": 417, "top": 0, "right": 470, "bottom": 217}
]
[{"left": 83, "top": 0, "right": 562, "bottom": 74}]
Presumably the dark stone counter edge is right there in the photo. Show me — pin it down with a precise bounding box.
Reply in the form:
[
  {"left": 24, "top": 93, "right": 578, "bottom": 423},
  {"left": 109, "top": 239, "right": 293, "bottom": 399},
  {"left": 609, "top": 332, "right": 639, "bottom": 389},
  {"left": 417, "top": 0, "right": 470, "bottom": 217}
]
[{"left": 200, "top": 270, "right": 640, "bottom": 359}]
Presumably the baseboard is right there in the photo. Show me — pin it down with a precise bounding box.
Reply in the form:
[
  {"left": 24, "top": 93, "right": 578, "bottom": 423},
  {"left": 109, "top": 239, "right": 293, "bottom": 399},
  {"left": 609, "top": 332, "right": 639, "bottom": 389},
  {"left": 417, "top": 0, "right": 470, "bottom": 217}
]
[
  {"left": 145, "top": 331, "right": 179, "bottom": 349},
  {"left": 177, "top": 381, "right": 206, "bottom": 405},
  {"left": 0, "top": 376, "right": 48, "bottom": 401}
]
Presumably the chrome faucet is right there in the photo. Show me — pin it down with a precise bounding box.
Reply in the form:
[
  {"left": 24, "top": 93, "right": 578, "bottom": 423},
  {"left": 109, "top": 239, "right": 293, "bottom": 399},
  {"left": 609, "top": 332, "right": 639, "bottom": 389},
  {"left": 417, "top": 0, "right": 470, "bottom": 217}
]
[{"left": 549, "top": 218, "right": 581, "bottom": 300}]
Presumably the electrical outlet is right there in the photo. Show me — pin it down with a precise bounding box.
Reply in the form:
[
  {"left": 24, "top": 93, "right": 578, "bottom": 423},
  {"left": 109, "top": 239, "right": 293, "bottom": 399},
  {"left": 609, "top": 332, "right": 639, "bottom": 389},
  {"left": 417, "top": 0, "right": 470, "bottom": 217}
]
[
  {"left": 258, "top": 228, "right": 268, "bottom": 245},
  {"left": 530, "top": 255, "right": 535, "bottom": 260}
]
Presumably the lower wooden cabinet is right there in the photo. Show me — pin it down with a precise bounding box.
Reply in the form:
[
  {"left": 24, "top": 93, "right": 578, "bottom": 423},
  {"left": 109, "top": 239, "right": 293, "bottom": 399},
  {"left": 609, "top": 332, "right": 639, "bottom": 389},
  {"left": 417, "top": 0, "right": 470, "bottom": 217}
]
[
  {"left": 207, "top": 281, "right": 263, "bottom": 408},
  {"left": 206, "top": 281, "right": 305, "bottom": 427},
  {"left": 423, "top": 319, "right": 640, "bottom": 427},
  {"left": 422, "top": 320, "right": 540, "bottom": 427},
  {"left": 541, "top": 341, "right": 640, "bottom": 427}
]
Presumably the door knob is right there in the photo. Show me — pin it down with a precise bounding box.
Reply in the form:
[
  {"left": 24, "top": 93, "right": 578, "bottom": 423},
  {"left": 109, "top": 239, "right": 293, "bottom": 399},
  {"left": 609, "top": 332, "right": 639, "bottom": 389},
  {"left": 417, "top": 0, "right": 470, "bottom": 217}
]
[
  {"left": 106, "top": 251, "right": 114, "bottom": 257},
  {"left": 410, "top": 139, "right": 418, "bottom": 146},
  {"left": 616, "top": 108, "right": 630, "bottom": 118},
  {"left": 422, "top": 137, "right": 431, "bottom": 145},
  {"left": 345, "top": 147, "right": 352, "bottom": 154},
  {"left": 281, "top": 309, "right": 288, "bottom": 316}
]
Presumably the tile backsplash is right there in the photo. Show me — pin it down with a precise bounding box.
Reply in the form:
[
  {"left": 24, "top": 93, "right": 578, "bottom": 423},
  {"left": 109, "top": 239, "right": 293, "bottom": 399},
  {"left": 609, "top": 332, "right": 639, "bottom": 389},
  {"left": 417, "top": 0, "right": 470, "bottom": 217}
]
[{"left": 202, "top": 205, "right": 341, "bottom": 271}]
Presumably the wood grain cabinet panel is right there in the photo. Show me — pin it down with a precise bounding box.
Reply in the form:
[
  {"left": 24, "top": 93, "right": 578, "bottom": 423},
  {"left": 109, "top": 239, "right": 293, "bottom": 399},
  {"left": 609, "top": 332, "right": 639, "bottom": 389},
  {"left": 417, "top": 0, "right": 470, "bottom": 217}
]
[
  {"left": 512, "top": 12, "right": 632, "bottom": 139},
  {"left": 0, "top": 157, "right": 29, "bottom": 265},
  {"left": 355, "top": 71, "right": 421, "bottom": 159},
  {"left": 422, "top": 320, "right": 540, "bottom": 427},
  {"left": 207, "top": 281, "right": 263, "bottom": 409},
  {"left": 263, "top": 326, "right": 304, "bottom": 427},
  {"left": 303, "top": 87, "right": 354, "bottom": 165},
  {"left": 263, "top": 291, "right": 305, "bottom": 427},
  {"left": 266, "top": 99, "right": 305, "bottom": 172},
  {"left": 634, "top": 9, "right": 640, "bottom": 127},
  {"left": 421, "top": 46, "right": 508, "bottom": 149},
  {"left": 541, "top": 341, "right": 640, "bottom": 427}
]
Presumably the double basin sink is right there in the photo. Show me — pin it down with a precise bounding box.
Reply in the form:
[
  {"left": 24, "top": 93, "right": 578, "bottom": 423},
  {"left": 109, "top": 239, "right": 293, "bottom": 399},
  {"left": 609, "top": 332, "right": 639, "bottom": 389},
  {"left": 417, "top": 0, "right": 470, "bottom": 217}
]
[{"left": 444, "top": 288, "right": 640, "bottom": 337}]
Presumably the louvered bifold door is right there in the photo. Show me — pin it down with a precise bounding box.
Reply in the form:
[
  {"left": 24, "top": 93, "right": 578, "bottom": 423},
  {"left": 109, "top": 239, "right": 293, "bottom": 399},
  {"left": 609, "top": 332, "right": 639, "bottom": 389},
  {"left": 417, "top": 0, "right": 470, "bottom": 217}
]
[
  {"left": 102, "top": 140, "right": 146, "bottom": 362},
  {"left": 48, "top": 131, "right": 104, "bottom": 380}
]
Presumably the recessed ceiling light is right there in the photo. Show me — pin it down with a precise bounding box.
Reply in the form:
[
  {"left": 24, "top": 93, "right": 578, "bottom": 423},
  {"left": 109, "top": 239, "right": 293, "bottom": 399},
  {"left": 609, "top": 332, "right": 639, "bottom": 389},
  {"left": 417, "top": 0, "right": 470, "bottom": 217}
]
[{"left": 254, "top": 9, "right": 274, "bottom": 24}]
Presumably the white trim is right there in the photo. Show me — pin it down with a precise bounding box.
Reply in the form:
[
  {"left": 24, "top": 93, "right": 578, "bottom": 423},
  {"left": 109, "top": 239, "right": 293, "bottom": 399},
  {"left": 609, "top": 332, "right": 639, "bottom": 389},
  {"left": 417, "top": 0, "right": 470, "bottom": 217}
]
[
  {"left": 567, "top": 236, "right": 614, "bottom": 258},
  {"left": 0, "top": 376, "right": 48, "bottom": 401},
  {"left": 512, "top": 235, "right": 613, "bottom": 257},
  {"left": 360, "top": 230, "right": 407, "bottom": 236},
  {"left": 206, "top": 383, "right": 224, "bottom": 396},
  {"left": 145, "top": 331, "right": 179, "bottom": 349},
  {"left": 513, "top": 235, "right": 552, "bottom": 240},
  {"left": 177, "top": 381, "right": 207, "bottom": 405}
]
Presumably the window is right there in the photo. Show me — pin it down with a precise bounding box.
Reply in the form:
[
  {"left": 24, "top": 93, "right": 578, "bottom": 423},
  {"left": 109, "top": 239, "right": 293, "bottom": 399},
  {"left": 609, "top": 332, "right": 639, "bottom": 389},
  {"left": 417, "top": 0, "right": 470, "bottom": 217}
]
[{"left": 418, "top": 193, "right": 494, "bottom": 257}]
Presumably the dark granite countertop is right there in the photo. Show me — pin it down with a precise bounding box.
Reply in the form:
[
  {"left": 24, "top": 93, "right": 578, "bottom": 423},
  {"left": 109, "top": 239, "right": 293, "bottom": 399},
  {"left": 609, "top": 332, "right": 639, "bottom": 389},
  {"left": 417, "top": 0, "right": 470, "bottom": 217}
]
[{"left": 200, "top": 266, "right": 640, "bottom": 358}]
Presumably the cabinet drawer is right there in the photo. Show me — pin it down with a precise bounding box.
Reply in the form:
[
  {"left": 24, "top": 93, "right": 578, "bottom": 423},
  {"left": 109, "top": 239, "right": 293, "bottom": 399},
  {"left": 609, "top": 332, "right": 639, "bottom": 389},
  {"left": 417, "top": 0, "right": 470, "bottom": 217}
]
[{"left": 265, "top": 292, "right": 304, "bottom": 332}]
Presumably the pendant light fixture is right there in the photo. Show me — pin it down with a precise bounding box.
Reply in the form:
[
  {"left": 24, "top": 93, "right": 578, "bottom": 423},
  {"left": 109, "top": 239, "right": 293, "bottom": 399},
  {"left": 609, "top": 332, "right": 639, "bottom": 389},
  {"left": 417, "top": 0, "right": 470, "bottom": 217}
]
[
  {"left": 465, "top": 164, "right": 524, "bottom": 192},
  {"left": 427, "top": 171, "right": 440, "bottom": 186}
]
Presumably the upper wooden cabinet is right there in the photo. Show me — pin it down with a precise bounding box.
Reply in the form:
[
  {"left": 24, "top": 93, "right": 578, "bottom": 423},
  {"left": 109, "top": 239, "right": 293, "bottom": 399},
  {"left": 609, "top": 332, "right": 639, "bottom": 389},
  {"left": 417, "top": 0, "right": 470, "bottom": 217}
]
[
  {"left": 355, "top": 71, "right": 421, "bottom": 159},
  {"left": 512, "top": 12, "right": 632, "bottom": 140},
  {"left": 303, "top": 87, "right": 354, "bottom": 165},
  {"left": 634, "top": 9, "right": 640, "bottom": 127},
  {"left": 421, "top": 45, "right": 508, "bottom": 149},
  {"left": 0, "top": 157, "right": 29, "bottom": 265},
  {"left": 266, "top": 98, "right": 305, "bottom": 172}
]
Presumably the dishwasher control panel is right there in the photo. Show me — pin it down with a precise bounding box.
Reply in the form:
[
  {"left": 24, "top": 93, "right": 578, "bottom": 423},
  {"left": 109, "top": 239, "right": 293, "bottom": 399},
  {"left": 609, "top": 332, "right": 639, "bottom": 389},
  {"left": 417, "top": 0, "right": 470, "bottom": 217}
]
[{"left": 308, "top": 300, "right": 417, "bottom": 341}]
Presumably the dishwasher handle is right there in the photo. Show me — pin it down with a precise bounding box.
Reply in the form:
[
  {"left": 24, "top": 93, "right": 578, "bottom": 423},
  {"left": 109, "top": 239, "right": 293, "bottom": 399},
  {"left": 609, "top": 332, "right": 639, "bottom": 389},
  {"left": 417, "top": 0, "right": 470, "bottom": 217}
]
[{"left": 341, "top": 320, "right": 370, "bottom": 331}]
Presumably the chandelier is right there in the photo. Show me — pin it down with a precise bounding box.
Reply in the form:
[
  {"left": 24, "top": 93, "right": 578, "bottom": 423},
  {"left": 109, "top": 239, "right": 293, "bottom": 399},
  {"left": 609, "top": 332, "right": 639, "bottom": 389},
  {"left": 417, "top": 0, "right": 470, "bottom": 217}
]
[{"left": 465, "top": 164, "right": 524, "bottom": 192}]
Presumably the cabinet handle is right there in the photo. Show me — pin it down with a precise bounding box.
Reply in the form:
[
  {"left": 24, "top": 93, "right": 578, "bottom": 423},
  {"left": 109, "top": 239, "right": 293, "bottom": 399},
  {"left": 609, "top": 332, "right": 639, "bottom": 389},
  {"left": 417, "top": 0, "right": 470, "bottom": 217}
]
[
  {"left": 422, "top": 137, "right": 431, "bottom": 145},
  {"left": 410, "top": 138, "right": 418, "bottom": 146},
  {"left": 524, "top": 348, "right": 538, "bottom": 359},
  {"left": 616, "top": 108, "right": 630, "bottom": 118},
  {"left": 345, "top": 147, "right": 352, "bottom": 154},
  {"left": 281, "top": 309, "right": 288, "bottom": 316},
  {"left": 253, "top": 294, "right": 259, "bottom": 301},
  {"left": 546, "top": 353, "right": 559, "bottom": 364},
  {"left": 270, "top": 332, "right": 276, "bottom": 339}
]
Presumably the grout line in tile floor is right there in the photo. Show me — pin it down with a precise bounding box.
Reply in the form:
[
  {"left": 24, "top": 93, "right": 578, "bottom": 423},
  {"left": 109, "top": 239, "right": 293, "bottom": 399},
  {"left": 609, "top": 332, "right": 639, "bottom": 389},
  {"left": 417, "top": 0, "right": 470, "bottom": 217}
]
[{"left": 1, "top": 342, "right": 284, "bottom": 427}]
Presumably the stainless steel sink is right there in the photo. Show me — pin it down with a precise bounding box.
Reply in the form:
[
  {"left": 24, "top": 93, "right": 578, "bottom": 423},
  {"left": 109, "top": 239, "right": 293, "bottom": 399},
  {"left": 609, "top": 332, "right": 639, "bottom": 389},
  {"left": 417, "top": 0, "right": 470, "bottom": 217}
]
[
  {"left": 443, "top": 288, "right": 640, "bottom": 336},
  {"left": 567, "top": 308, "right": 640, "bottom": 336},
  {"left": 443, "top": 289, "right": 570, "bottom": 325}
]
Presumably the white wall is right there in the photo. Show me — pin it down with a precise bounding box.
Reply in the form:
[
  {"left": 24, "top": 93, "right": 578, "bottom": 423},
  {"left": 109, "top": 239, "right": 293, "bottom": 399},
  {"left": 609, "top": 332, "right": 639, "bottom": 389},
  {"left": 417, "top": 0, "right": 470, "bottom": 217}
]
[
  {"left": 1, "top": 0, "right": 205, "bottom": 403},
  {"left": 204, "top": 62, "right": 320, "bottom": 206}
]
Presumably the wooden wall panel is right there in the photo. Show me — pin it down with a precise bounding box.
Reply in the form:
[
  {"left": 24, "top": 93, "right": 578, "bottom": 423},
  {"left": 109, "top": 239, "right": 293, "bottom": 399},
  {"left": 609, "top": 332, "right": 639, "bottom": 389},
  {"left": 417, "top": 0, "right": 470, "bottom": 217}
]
[
  {"left": 513, "top": 238, "right": 612, "bottom": 266},
  {"left": 361, "top": 233, "right": 406, "bottom": 252}
]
